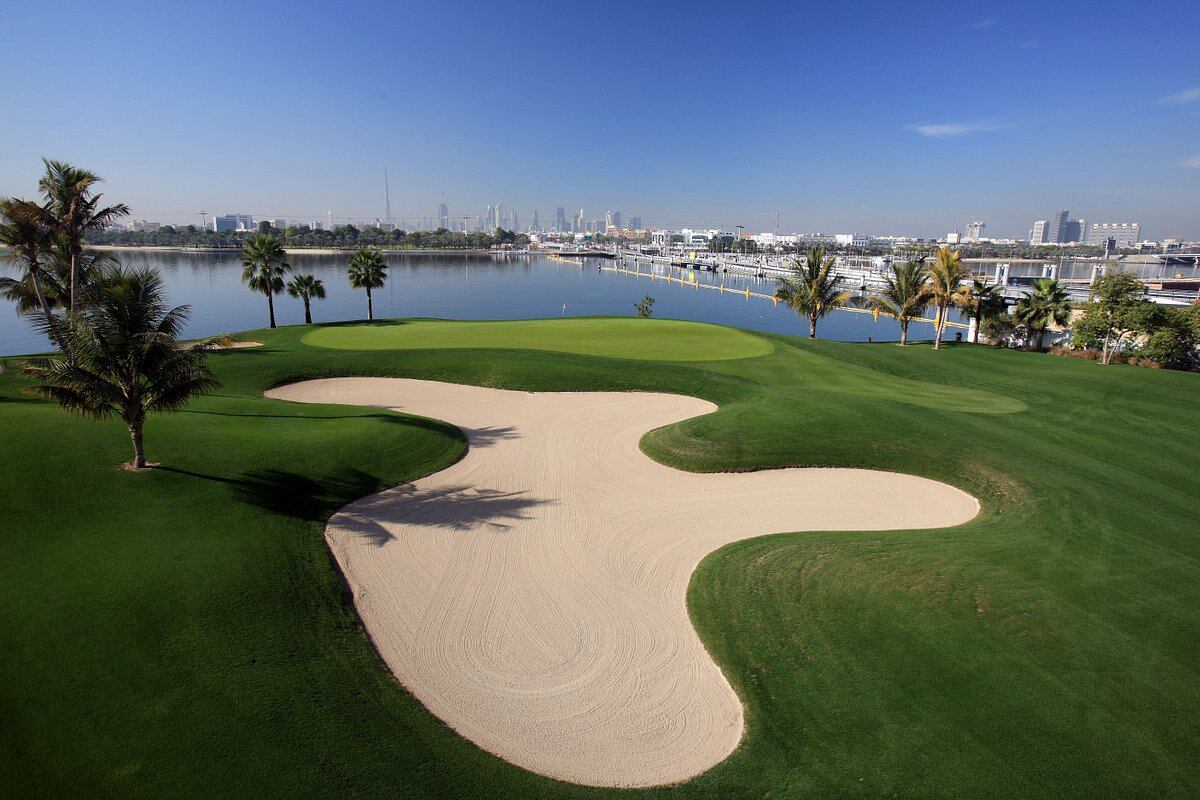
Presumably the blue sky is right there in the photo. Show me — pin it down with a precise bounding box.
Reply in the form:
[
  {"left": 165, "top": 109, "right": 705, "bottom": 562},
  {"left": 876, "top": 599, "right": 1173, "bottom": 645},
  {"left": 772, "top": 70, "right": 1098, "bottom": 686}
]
[{"left": 2, "top": 0, "right": 1198, "bottom": 238}]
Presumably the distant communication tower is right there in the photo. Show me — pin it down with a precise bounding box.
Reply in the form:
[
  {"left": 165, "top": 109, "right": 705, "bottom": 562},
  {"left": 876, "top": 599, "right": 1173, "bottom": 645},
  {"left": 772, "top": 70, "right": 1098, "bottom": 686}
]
[{"left": 384, "top": 169, "right": 393, "bottom": 225}]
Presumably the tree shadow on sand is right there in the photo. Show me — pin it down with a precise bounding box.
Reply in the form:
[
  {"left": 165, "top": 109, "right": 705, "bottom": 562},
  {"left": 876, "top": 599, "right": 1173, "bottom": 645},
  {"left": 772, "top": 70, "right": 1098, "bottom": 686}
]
[{"left": 335, "top": 484, "right": 554, "bottom": 547}]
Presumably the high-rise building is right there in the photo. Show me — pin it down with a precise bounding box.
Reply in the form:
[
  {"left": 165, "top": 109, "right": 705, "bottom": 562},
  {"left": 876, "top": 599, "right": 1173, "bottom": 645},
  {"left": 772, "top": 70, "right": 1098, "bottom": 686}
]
[
  {"left": 1047, "top": 209, "right": 1069, "bottom": 243},
  {"left": 438, "top": 203, "right": 448, "bottom": 229},
  {"left": 1064, "top": 218, "right": 1087, "bottom": 243},
  {"left": 512, "top": 211, "right": 520, "bottom": 232},
  {"left": 1087, "top": 222, "right": 1141, "bottom": 247},
  {"left": 1030, "top": 220, "right": 1048, "bottom": 244},
  {"left": 574, "top": 209, "right": 585, "bottom": 233},
  {"left": 628, "top": 216, "right": 642, "bottom": 231},
  {"left": 531, "top": 210, "right": 539, "bottom": 231},
  {"left": 555, "top": 206, "right": 567, "bottom": 232},
  {"left": 485, "top": 205, "right": 495, "bottom": 231},
  {"left": 965, "top": 220, "right": 986, "bottom": 240},
  {"left": 605, "top": 210, "right": 621, "bottom": 231}
]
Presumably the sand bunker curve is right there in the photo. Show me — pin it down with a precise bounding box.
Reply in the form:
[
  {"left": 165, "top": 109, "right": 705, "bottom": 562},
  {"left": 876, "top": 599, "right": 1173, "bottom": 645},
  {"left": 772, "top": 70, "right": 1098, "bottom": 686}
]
[{"left": 265, "top": 378, "right": 979, "bottom": 787}]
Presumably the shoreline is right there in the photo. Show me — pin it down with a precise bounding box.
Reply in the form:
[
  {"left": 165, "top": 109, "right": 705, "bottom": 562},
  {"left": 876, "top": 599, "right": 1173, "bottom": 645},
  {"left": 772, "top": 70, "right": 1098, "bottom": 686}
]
[{"left": 88, "top": 245, "right": 513, "bottom": 256}]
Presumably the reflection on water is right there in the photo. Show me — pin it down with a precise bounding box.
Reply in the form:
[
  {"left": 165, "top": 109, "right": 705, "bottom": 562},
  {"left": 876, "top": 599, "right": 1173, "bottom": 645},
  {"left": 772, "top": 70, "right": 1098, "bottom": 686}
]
[{"left": 3, "top": 251, "right": 957, "bottom": 355}]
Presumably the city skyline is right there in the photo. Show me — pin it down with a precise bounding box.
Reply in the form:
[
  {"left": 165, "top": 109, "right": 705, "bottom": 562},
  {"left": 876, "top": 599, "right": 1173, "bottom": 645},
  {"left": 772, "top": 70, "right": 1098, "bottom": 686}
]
[{"left": 2, "top": 1, "right": 1198, "bottom": 238}]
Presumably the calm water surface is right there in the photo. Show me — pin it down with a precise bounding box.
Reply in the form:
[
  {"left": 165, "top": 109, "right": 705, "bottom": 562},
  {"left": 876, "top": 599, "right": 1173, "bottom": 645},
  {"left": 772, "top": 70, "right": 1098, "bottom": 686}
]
[{"left": 1, "top": 251, "right": 943, "bottom": 356}]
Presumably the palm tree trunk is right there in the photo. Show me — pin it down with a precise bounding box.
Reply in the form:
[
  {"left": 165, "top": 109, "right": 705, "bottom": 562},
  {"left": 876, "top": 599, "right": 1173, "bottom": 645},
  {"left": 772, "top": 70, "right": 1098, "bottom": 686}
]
[
  {"left": 304, "top": 298, "right": 312, "bottom": 324},
  {"left": 1036, "top": 328, "right": 1046, "bottom": 352},
  {"left": 367, "top": 288, "right": 374, "bottom": 321},
  {"left": 267, "top": 291, "right": 276, "bottom": 328},
  {"left": 971, "top": 311, "right": 981, "bottom": 343},
  {"left": 69, "top": 250, "right": 78, "bottom": 317},
  {"left": 808, "top": 315, "right": 816, "bottom": 338},
  {"left": 933, "top": 305, "right": 944, "bottom": 350},
  {"left": 900, "top": 320, "right": 908, "bottom": 346},
  {"left": 128, "top": 420, "right": 146, "bottom": 469}
]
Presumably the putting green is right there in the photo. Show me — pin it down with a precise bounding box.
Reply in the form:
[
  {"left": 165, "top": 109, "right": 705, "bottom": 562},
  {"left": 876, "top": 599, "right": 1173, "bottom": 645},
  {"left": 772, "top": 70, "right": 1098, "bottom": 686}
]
[{"left": 302, "top": 318, "right": 774, "bottom": 362}]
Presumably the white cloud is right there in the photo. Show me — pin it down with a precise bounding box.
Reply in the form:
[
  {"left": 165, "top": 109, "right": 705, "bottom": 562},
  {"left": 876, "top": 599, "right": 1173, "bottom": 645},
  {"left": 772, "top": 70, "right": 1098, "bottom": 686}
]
[
  {"left": 969, "top": 17, "right": 996, "bottom": 29},
  {"left": 1183, "top": 154, "right": 1200, "bottom": 168},
  {"left": 1159, "top": 86, "right": 1200, "bottom": 105},
  {"left": 905, "top": 122, "right": 996, "bottom": 138}
]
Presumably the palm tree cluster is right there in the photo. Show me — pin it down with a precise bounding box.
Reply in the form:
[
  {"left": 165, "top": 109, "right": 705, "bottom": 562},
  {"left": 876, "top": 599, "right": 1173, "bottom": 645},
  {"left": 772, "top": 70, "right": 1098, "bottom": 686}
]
[
  {"left": 239, "top": 237, "right": 385, "bottom": 326},
  {"left": 781, "top": 245, "right": 1019, "bottom": 348},
  {"left": 1, "top": 160, "right": 129, "bottom": 341},
  {"left": 3, "top": 160, "right": 220, "bottom": 469}
]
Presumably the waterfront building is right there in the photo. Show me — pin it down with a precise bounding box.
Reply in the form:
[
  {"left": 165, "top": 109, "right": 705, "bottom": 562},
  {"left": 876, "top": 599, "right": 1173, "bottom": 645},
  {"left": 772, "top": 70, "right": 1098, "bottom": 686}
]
[
  {"left": 268, "top": 218, "right": 288, "bottom": 229},
  {"left": 1087, "top": 222, "right": 1141, "bottom": 247},
  {"left": 946, "top": 232, "right": 961, "bottom": 244},
  {"left": 1064, "top": 218, "right": 1087, "bottom": 243},
  {"left": 213, "top": 213, "right": 253, "bottom": 232}
]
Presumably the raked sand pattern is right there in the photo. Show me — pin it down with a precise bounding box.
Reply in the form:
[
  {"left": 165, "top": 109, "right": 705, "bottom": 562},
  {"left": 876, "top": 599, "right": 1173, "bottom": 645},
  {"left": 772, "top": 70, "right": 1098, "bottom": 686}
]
[{"left": 265, "top": 378, "right": 980, "bottom": 787}]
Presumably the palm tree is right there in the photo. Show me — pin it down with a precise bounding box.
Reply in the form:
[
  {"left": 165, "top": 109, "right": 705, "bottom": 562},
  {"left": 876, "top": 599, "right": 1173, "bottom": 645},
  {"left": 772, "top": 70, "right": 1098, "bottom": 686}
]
[
  {"left": 38, "top": 159, "right": 130, "bottom": 316},
  {"left": 21, "top": 266, "right": 220, "bottom": 469},
  {"left": 1013, "top": 278, "right": 1071, "bottom": 351},
  {"left": 863, "top": 259, "right": 931, "bottom": 345},
  {"left": 928, "top": 246, "right": 969, "bottom": 350},
  {"left": 0, "top": 198, "right": 56, "bottom": 329},
  {"left": 240, "top": 234, "right": 290, "bottom": 328},
  {"left": 347, "top": 247, "right": 387, "bottom": 320},
  {"left": 774, "top": 247, "right": 849, "bottom": 338},
  {"left": 286, "top": 274, "right": 326, "bottom": 324},
  {"left": 957, "top": 278, "right": 1005, "bottom": 343}
]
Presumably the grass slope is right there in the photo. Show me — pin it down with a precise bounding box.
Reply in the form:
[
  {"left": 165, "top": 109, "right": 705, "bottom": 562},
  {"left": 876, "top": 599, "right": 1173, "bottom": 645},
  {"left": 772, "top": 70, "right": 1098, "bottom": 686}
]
[
  {"left": 302, "top": 317, "right": 775, "bottom": 361},
  {"left": 1, "top": 318, "right": 1197, "bottom": 799}
]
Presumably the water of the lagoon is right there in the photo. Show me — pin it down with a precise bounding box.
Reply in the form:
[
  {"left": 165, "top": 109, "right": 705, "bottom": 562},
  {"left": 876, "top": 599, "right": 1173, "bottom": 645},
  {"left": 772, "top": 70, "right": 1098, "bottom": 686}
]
[{"left": 3, "top": 250, "right": 973, "bottom": 356}]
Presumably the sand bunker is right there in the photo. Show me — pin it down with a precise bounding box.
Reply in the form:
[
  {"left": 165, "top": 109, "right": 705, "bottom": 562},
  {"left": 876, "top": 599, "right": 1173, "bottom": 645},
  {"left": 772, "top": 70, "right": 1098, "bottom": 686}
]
[{"left": 265, "top": 378, "right": 979, "bottom": 786}]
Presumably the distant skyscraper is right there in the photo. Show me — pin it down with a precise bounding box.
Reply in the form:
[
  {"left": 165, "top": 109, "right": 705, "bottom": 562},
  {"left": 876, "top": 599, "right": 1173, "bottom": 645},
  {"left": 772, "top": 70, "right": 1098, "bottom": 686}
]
[
  {"left": 495, "top": 202, "right": 504, "bottom": 231},
  {"left": 965, "top": 220, "right": 986, "bottom": 240},
  {"left": 628, "top": 216, "right": 642, "bottom": 231},
  {"left": 605, "top": 210, "right": 621, "bottom": 231},
  {"left": 384, "top": 170, "right": 392, "bottom": 225},
  {"left": 1047, "top": 209, "right": 1070, "bottom": 243},
  {"left": 1064, "top": 218, "right": 1086, "bottom": 243},
  {"left": 555, "top": 207, "right": 566, "bottom": 232},
  {"left": 574, "top": 209, "right": 584, "bottom": 233},
  {"left": 532, "top": 210, "right": 539, "bottom": 231},
  {"left": 512, "top": 211, "right": 520, "bottom": 231},
  {"left": 1030, "top": 220, "right": 1048, "bottom": 244},
  {"left": 438, "top": 203, "right": 448, "bottom": 229}
]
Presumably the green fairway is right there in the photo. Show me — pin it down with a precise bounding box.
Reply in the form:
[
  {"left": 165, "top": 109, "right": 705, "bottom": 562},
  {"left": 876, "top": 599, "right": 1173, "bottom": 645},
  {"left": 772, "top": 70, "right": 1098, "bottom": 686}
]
[
  {"left": 301, "top": 317, "right": 775, "bottom": 361},
  {"left": 2, "top": 317, "right": 1198, "bottom": 799}
]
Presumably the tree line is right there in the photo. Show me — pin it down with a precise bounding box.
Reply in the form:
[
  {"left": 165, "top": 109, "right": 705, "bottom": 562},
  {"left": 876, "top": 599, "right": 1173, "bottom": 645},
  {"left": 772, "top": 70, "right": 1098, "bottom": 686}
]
[
  {"left": 774, "top": 245, "right": 1199, "bottom": 368},
  {"left": 90, "top": 222, "right": 530, "bottom": 251}
]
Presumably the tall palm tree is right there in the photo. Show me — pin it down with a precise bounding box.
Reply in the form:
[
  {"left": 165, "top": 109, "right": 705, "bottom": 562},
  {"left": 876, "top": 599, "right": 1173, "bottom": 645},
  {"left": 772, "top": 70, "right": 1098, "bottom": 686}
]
[
  {"left": 0, "top": 198, "right": 56, "bottom": 329},
  {"left": 240, "top": 234, "right": 290, "bottom": 328},
  {"left": 286, "top": 273, "right": 326, "bottom": 324},
  {"left": 38, "top": 159, "right": 130, "bottom": 316},
  {"left": 957, "top": 278, "right": 1005, "bottom": 343},
  {"left": 928, "top": 246, "right": 969, "bottom": 350},
  {"left": 21, "top": 266, "right": 220, "bottom": 469},
  {"left": 1013, "top": 278, "right": 1072, "bottom": 351},
  {"left": 774, "top": 246, "right": 849, "bottom": 338},
  {"left": 863, "top": 259, "right": 931, "bottom": 345},
  {"left": 347, "top": 247, "right": 387, "bottom": 320}
]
